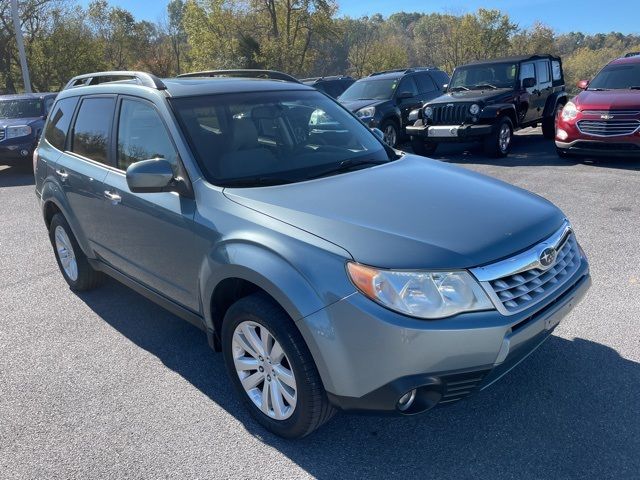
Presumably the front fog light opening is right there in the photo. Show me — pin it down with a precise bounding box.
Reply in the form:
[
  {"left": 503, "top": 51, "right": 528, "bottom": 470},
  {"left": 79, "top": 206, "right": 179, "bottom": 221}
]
[
  {"left": 556, "top": 129, "right": 568, "bottom": 141},
  {"left": 397, "top": 389, "right": 417, "bottom": 411}
]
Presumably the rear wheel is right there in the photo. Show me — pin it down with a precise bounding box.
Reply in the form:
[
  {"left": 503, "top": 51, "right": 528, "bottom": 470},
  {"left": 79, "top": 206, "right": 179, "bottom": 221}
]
[
  {"left": 49, "top": 214, "right": 104, "bottom": 291},
  {"left": 222, "top": 293, "right": 335, "bottom": 438},
  {"left": 542, "top": 103, "right": 562, "bottom": 139},
  {"left": 410, "top": 137, "right": 438, "bottom": 157},
  {"left": 380, "top": 119, "right": 399, "bottom": 148},
  {"left": 484, "top": 117, "right": 513, "bottom": 157}
]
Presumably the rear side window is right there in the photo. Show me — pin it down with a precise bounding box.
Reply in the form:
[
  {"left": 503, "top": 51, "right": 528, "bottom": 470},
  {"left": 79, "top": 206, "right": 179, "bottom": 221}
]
[
  {"left": 415, "top": 73, "right": 437, "bottom": 93},
  {"left": 117, "top": 98, "right": 178, "bottom": 172},
  {"left": 44, "top": 97, "right": 79, "bottom": 151},
  {"left": 71, "top": 97, "right": 115, "bottom": 164},
  {"left": 536, "top": 60, "right": 550, "bottom": 83},
  {"left": 552, "top": 61, "right": 562, "bottom": 81}
]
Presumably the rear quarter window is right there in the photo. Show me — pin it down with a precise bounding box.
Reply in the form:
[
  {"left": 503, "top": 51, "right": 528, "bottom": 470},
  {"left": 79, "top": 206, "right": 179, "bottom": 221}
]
[{"left": 44, "top": 97, "right": 79, "bottom": 151}]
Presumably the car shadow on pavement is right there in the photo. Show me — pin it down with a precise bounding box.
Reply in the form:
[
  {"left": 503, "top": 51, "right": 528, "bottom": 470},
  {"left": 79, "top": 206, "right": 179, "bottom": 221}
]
[
  {"left": 0, "top": 165, "right": 35, "bottom": 187},
  {"left": 77, "top": 278, "right": 640, "bottom": 479},
  {"left": 401, "top": 130, "right": 640, "bottom": 171}
]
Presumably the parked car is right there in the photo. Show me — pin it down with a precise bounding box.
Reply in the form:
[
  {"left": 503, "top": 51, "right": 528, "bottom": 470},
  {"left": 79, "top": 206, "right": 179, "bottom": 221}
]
[
  {"left": 407, "top": 55, "right": 567, "bottom": 157},
  {"left": 338, "top": 67, "right": 449, "bottom": 147},
  {"left": 0, "top": 92, "right": 57, "bottom": 165},
  {"left": 36, "top": 69, "right": 590, "bottom": 438},
  {"left": 301, "top": 76, "right": 355, "bottom": 98},
  {"left": 556, "top": 52, "right": 640, "bottom": 158}
]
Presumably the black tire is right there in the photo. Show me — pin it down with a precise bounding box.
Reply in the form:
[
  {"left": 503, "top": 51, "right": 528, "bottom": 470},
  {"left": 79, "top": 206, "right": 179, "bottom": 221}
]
[
  {"left": 221, "top": 293, "right": 335, "bottom": 438},
  {"left": 49, "top": 213, "right": 104, "bottom": 291},
  {"left": 380, "top": 119, "right": 399, "bottom": 148},
  {"left": 542, "top": 103, "right": 562, "bottom": 140},
  {"left": 410, "top": 137, "right": 438, "bottom": 157},
  {"left": 484, "top": 117, "right": 513, "bottom": 158}
]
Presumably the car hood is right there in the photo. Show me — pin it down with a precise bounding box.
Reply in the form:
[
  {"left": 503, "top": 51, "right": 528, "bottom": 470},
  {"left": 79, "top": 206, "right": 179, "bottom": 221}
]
[
  {"left": 224, "top": 155, "right": 565, "bottom": 269},
  {"left": 339, "top": 99, "right": 387, "bottom": 113},
  {"left": 0, "top": 116, "right": 42, "bottom": 128},
  {"left": 428, "top": 89, "right": 515, "bottom": 106},
  {"left": 574, "top": 90, "right": 640, "bottom": 110}
]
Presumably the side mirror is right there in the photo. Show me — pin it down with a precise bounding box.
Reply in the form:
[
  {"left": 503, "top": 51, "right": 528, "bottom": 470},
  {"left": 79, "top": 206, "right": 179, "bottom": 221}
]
[
  {"left": 577, "top": 79, "right": 589, "bottom": 90},
  {"left": 126, "top": 158, "right": 175, "bottom": 194},
  {"left": 522, "top": 77, "right": 536, "bottom": 89},
  {"left": 396, "top": 91, "right": 413, "bottom": 100},
  {"left": 442, "top": 83, "right": 448, "bottom": 92},
  {"left": 371, "top": 128, "right": 384, "bottom": 142}
]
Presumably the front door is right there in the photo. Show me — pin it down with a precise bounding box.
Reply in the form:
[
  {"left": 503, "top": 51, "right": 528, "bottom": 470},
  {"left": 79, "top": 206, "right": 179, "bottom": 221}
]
[
  {"left": 396, "top": 76, "right": 422, "bottom": 127},
  {"left": 96, "top": 97, "right": 201, "bottom": 311}
]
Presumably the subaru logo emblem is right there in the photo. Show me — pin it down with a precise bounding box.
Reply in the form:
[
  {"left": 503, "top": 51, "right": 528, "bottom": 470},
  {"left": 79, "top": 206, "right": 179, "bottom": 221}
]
[
  {"left": 539, "top": 247, "right": 557, "bottom": 269},
  {"left": 601, "top": 114, "right": 614, "bottom": 120}
]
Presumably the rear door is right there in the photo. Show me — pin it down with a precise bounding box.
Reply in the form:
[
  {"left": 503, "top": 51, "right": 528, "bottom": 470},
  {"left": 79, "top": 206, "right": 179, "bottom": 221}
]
[
  {"left": 98, "top": 96, "right": 201, "bottom": 311},
  {"left": 55, "top": 95, "right": 115, "bottom": 250},
  {"left": 534, "top": 59, "right": 553, "bottom": 119}
]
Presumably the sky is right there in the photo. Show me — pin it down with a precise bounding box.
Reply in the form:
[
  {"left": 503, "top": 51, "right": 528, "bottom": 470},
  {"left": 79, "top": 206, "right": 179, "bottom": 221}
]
[{"left": 83, "top": 0, "right": 639, "bottom": 35}]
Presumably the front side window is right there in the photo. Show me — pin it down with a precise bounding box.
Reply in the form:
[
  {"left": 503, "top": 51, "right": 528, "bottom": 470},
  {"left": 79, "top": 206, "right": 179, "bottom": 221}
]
[
  {"left": 44, "top": 97, "right": 79, "bottom": 151},
  {"left": 415, "top": 73, "right": 437, "bottom": 93},
  {"left": 397, "top": 77, "right": 419, "bottom": 97},
  {"left": 450, "top": 63, "right": 518, "bottom": 90},
  {"left": 171, "top": 90, "right": 391, "bottom": 186},
  {"left": 339, "top": 78, "right": 399, "bottom": 101},
  {"left": 589, "top": 63, "right": 640, "bottom": 90},
  {"left": 117, "top": 99, "right": 178, "bottom": 172},
  {"left": 71, "top": 97, "right": 115, "bottom": 164},
  {"left": 0, "top": 98, "right": 43, "bottom": 119},
  {"left": 519, "top": 63, "right": 536, "bottom": 82}
]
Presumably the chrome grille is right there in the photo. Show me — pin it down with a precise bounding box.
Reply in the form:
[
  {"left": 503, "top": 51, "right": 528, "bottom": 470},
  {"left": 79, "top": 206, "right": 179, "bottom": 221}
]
[
  {"left": 0, "top": 129, "right": 5, "bottom": 141},
  {"left": 581, "top": 110, "right": 640, "bottom": 116},
  {"left": 487, "top": 235, "right": 580, "bottom": 314},
  {"left": 577, "top": 119, "right": 640, "bottom": 137},
  {"left": 431, "top": 103, "right": 469, "bottom": 125}
]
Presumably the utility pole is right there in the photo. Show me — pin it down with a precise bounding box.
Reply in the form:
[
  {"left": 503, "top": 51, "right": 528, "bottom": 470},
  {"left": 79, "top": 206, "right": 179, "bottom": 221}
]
[{"left": 11, "top": 0, "right": 32, "bottom": 93}]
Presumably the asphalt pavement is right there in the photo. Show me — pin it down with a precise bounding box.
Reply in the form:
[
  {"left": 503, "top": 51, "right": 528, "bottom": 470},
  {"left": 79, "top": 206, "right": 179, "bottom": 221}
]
[{"left": 1, "top": 128, "right": 639, "bottom": 479}]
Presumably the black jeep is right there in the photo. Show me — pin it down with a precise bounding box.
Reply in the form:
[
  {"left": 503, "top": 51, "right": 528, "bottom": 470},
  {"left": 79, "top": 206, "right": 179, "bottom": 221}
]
[{"left": 407, "top": 55, "right": 567, "bottom": 157}]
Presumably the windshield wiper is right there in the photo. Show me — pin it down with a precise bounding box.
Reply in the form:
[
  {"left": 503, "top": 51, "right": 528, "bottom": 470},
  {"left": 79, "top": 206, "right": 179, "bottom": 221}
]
[
  {"left": 471, "top": 83, "right": 498, "bottom": 90},
  {"left": 306, "top": 158, "right": 390, "bottom": 180},
  {"left": 449, "top": 86, "right": 469, "bottom": 91},
  {"left": 588, "top": 87, "right": 609, "bottom": 91},
  {"left": 629, "top": 86, "right": 640, "bottom": 90}
]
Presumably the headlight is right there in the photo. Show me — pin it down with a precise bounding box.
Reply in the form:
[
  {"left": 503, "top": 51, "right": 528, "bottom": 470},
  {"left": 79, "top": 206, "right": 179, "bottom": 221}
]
[
  {"left": 469, "top": 103, "right": 480, "bottom": 115},
  {"left": 424, "top": 106, "right": 434, "bottom": 118},
  {"left": 6, "top": 125, "right": 32, "bottom": 139},
  {"left": 347, "top": 262, "right": 493, "bottom": 319},
  {"left": 561, "top": 102, "right": 579, "bottom": 121},
  {"left": 356, "top": 106, "right": 375, "bottom": 119}
]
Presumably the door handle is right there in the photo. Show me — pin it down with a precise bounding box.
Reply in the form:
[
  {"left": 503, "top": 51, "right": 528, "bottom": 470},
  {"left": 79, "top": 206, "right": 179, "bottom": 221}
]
[
  {"left": 104, "top": 190, "right": 122, "bottom": 205},
  {"left": 55, "top": 168, "right": 68, "bottom": 180}
]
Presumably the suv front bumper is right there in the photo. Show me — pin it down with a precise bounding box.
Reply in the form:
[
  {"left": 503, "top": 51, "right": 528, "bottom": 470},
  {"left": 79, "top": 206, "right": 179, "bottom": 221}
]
[
  {"left": 0, "top": 138, "right": 36, "bottom": 160},
  {"left": 406, "top": 123, "right": 493, "bottom": 141},
  {"left": 297, "top": 259, "right": 590, "bottom": 414}
]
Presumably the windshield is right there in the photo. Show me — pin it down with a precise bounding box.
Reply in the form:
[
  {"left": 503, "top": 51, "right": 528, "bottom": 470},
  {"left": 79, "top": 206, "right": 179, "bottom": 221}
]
[
  {"left": 449, "top": 63, "right": 518, "bottom": 90},
  {"left": 171, "top": 90, "right": 392, "bottom": 187},
  {"left": 588, "top": 63, "right": 640, "bottom": 90},
  {"left": 0, "top": 98, "right": 43, "bottom": 119},
  {"left": 338, "top": 78, "right": 398, "bottom": 101}
]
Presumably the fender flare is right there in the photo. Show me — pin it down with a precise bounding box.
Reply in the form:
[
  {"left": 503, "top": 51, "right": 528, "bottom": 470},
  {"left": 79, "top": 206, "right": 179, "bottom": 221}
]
[
  {"left": 543, "top": 92, "right": 568, "bottom": 118},
  {"left": 40, "top": 179, "right": 93, "bottom": 257},
  {"left": 479, "top": 103, "right": 518, "bottom": 127}
]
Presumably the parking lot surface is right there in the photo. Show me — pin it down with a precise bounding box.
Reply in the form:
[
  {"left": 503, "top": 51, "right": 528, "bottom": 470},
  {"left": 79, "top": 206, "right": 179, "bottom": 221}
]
[{"left": 1, "top": 128, "right": 639, "bottom": 479}]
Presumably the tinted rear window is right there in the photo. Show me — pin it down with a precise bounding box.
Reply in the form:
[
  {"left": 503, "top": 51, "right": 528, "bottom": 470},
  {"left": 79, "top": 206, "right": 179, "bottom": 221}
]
[
  {"left": 44, "top": 97, "right": 79, "bottom": 151},
  {"left": 71, "top": 97, "right": 115, "bottom": 164}
]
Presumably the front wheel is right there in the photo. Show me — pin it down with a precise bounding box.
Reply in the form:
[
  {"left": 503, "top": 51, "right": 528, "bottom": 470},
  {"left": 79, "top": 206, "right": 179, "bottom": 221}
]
[
  {"left": 380, "top": 119, "right": 399, "bottom": 148},
  {"left": 484, "top": 117, "right": 513, "bottom": 157},
  {"left": 410, "top": 137, "right": 438, "bottom": 157},
  {"left": 222, "top": 293, "right": 335, "bottom": 438},
  {"left": 542, "top": 103, "right": 562, "bottom": 139}
]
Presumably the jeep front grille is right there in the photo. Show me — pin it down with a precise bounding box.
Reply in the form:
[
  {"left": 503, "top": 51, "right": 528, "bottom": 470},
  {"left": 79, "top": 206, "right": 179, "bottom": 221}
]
[
  {"left": 470, "top": 222, "right": 582, "bottom": 316},
  {"left": 430, "top": 103, "right": 470, "bottom": 125},
  {"left": 577, "top": 119, "right": 640, "bottom": 137}
]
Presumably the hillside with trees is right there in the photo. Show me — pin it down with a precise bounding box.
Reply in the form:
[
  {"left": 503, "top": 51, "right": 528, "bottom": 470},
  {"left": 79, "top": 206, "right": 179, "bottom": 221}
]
[{"left": 1, "top": 0, "right": 639, "bottom": 94}]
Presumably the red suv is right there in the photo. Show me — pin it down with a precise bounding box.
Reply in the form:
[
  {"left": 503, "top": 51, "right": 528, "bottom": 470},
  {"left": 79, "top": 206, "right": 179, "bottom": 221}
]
[{"left": 556, "top": 52, "right": 640, "bottom": 158}]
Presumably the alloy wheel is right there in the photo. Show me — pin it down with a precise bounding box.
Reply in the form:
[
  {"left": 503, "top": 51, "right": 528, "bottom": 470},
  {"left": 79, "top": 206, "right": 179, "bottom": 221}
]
[
  {"left": 499, "top": 123, "right": 512, "bottom": 153},
  {"left": 54, "top": 226, "right": 78, "bottom": 281},
  {"left": 383, "top": 124, "right": 397, "bottom": 147},
  {"left": 232, "top": 321, "right": 297, "bottom": 420}
]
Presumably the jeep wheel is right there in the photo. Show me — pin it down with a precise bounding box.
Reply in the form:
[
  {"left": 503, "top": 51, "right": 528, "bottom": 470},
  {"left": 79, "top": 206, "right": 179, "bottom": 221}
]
[
  {"left": 222, "top": 293, "right": 335, "bottom": 438},
  {"left": 410, "top": 137, "right": 438, "bottom": 157},
  {"left": 380, "top": 120, "right": 399, "bottom": 147},
  {"left": 542, "top": 104, "right": 561, "bottom": 140},
  {"left": 484, "top": 117, "right": 513, "bottom": 157},
  {"left": 49, "top": 213, "right": 104, "bottom": 291}
]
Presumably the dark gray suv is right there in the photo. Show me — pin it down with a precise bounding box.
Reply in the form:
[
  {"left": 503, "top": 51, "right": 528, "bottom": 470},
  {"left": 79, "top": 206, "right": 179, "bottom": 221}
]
[{"left": 35, "top": 70, "right": 591, "bottom": 438}]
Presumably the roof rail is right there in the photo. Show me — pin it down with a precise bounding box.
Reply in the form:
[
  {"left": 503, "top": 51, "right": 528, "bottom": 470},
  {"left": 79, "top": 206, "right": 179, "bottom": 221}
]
[
  {"left": 625, "top": 52, "right": 640, "bottom": 58},
  {"left": 64, "top": 71, "right": 167, "bottom": 90},
  {"left": 300, "top": 75, "right": 353, "bottom": 83},
  {"left": 177, "top": 69, "right": 300, "bottom": 83},
  {"left": 369, "top": 67, "right": 439, "bottom": 77}
]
